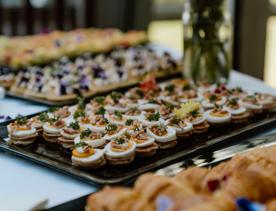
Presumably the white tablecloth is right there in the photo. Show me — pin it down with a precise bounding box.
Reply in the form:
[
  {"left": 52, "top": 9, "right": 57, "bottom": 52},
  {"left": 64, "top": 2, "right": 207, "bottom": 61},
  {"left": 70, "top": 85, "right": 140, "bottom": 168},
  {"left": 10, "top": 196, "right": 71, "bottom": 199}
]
[{"left": 0, "top": 71, "right": 276, "bottom": 211}]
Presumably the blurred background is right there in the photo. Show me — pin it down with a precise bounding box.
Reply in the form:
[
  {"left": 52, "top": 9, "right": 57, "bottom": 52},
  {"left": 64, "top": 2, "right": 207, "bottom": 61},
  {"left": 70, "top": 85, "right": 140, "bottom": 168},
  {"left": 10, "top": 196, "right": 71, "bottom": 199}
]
[{"left": 0, "top": 0, "right": 275, "bottom": 88}]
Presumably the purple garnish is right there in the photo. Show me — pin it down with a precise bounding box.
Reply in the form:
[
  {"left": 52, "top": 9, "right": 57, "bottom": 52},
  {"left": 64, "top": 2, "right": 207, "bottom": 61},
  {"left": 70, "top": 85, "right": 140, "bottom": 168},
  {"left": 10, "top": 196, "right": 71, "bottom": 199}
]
[
  {"left": 61, "top": 80, "right": 69, "bottom": 86},
  {"left": 156, "top": 195, "right": 173, "bottom": 211},
  {"left": 54, "top": 40, "right": 62, "bottom": 48},
  {"left": 60, "top": 84, "right": 67, "bottom": 95},
  {"left": 117, "top": 69, "right": 124, "bottom": 78},
  {"left": 75, "top": 35, "right": 83, "bottom": 42},
  {"left": 92, "top": 65, "right": 106, "bottom": 79},
  {"left": 0, "top": 115, "right": 4, "bottom": 119},
  {"left": 236, "top": 198, "right": 265, "bottom": 211}
]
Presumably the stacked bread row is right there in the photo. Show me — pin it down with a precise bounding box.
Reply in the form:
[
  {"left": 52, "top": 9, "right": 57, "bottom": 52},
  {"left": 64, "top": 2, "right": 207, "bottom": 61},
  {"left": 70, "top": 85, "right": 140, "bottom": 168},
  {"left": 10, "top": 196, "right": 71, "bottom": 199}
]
[
  {"left": 87, "top": 144, "right": 276, "bottom": 211},
  {"left": 0, "top": 28, "right": 147, "bottom": 68}
]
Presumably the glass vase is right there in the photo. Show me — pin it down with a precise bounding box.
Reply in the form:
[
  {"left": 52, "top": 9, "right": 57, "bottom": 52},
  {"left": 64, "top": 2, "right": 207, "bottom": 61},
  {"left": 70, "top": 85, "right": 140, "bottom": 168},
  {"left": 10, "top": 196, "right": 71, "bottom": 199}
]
[{"left": 182, "top": 0, "right": 233, "bottom": 84}]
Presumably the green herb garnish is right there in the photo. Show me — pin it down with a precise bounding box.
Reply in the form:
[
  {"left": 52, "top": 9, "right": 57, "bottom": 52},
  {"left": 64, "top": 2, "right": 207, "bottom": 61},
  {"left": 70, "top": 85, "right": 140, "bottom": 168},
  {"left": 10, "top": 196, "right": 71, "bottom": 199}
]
[
  {"left": 170, "top": 117, "right": 180, "bottom": 125},
  {"left": 148, "top": 99, "right": 158, "bottom": 104},
  {"left": 74, "top": 110, "right": 85, "bottom": 119},
  {"left": 125, "top": 119, "right": 134, "bottom": 126},
  {"left": 102, "top": 118, "right": 109, "bottom": 124},
  {"left": 74, "top": 142, "right": 87, "bottom": 148},
  {"left": 110, "top": 91, "right": 123, "bottom": 102},
  {"left": 95, "top": 107, "right": 106, "bottom": 115},
  {"left": 80, "top": 128, "right": 92, "bottom": 139},
  {"left": 165, "top": 84, "right": 175, "bottom": 93},
  {"left": 16, "top": 116, "right": 28, "bottom": 125},
  {"left": 77, "top": 97, "right": 85, "bottom": 110},
  {"left": 147, "top": 112, "right": 160, "bottom": 121},
  {"left": 48, "top": 107, "right": 58, "bottom": 113},
  {"left": 69, "top": 121, "right": 80, "bottom": 130},
  {"left": 94, "top": 96, "right": 105, "bottom": 105},
  {"left": 114, "top": 111, "right": 122, "bottom": 118},
  {"left": 209, "top": 95, "right": 217, "bottom": 102},
  {"left": 105, "top": 124, "right": 117, "bottom": 132},
  {"left": 49, "top": 116, "right": 60, "bottom": 124},
  {"left": 190, "top": 110, "right": 199, "bottom": 117},
  {"left": 165, "top": 103, "right": 175, "bottom": 110},
  {"left": 228, "top": 98, "right": 238, "bottom": 106},
  {"left": 115, "top": 137, "right": 127, "bottom": 144},
  {"left": 182, "top": 84, "right": 191, "bottom": 91},
  {"left": 39, "top": 112, "right": 49, "bottom": 122}
]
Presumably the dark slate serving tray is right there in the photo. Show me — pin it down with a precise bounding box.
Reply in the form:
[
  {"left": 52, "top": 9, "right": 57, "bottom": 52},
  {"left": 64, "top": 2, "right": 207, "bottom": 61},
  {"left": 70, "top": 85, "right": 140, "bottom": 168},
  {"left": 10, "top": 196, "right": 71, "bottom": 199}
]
[
  {"left": 1, "top": 112, "right": 276, "bottom": 187},
  {"left": 46, "top": 133, "right": 276, "bottom": 211}
]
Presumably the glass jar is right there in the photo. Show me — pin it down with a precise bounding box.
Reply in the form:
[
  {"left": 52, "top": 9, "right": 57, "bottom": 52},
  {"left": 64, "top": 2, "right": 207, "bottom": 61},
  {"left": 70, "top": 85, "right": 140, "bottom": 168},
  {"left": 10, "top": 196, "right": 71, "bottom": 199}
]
[{"left": 182, "top": 0, "right": 233, "bottom": 84}]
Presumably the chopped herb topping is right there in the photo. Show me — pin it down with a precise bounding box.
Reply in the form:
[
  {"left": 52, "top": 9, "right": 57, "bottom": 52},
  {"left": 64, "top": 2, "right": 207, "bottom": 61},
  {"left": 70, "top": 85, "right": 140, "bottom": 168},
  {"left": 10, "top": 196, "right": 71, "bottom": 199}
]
[
  {"left": 102, "top": 118, "right": 109, "bottom": 124},
  {"left": 110, "top": 91, "right": 123, "bottom": 102},
  {"left": 182, "top": 84, "right": 191, "bottom": 91},
  {"left": 209, "top": 95, "right": 218, "bottom": 102},
  {"left": 106, "top": 124, "right": 117, "bottom": 132},
  {"left": 80, "top": 128, "right": 92, "bottom": 139},
  {"left": 115, "top": 137, "right": 127, "bottom": 144},
  {"left": 228, "top": 98, "right": 238, "bottom": 106},
  {"left": 165, "top": 103, "right": 175, "bottom": 110},
  {"left": 94, "top": 96, "right": 105, "bottom": 105},
  {"left": 74, "top": 141, "right": 87, "bottom": 148},
  {"left": 190, "top": 110, "right": 199, "bottom": 117},
  {"left": 165, "top": 84, "right": 175, "bottom": 93},
  {"left": 49, "top": 116, "right": 60, "bottom": 124},
  {"left": 95, "top": 107, "right": 106, "bottom": 115},
  {"left": 48, "top": 107, "right": 58, "bottom": 113},
  {"left": 15, "top": 116, "right": 28, "bottom": 125},
  {"left": 147, "top": 112, "right": 160, "bottom": 121},
  {"left": 170, "top": 117, "right": 180, "bottom": 125},
  {"left": 39, "top": 112, "right": 49, "bottom": 122},
  {"left": 148, "top": 99, "right": 158, "bottom": 104},
  {"left": 69, "top": 121, "right": 80, "bottom": 130},
  {"left": 125, "top": 119, "right": 134, "bottom": 126},
  {"left": 236, "top": 87, "right": 243, "bottom": 92},
  {"left": 114, "top": 111, "right": 122, "bottom": 118},
  {"left": 74, "top": 110, "right": 85, "bottom": 119},
  {"left": 77, "top": 97, "right": 85, "bottom": 110}
]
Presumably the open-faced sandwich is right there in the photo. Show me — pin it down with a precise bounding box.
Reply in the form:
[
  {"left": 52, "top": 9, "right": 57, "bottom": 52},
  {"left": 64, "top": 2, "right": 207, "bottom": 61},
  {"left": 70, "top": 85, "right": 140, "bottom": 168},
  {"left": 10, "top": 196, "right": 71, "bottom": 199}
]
[
  {"left": 72, "top": 142, "right": 106, "bottom": 169},
  {"left": 224, "top": 98, "right": 249, "bottom": 123},
  {"left": 58, "top": 121, "right": 81, "bottom": 152},
  {"left": 147, "top": 124, "right": 177, "bottom": 149},
  {"left": 7, "top": 116, "right": 38, "bottom": 146},
  {"left": 104, "top": 133, "right": 136, "bottom": 165},
  {"left": 42, "top": 116, "right": 65, "bottom": 143},
  {"left": 130, "top": 129, "right": 158, "bottom": 157},
  {"left": 174, "top": 101, "right": 209, "bottom": 134},
  {"left": 204, "top": 106, "right": 231, "bottom": 126},
  {"left": 74, "top": 128, "right": 106, "bottom": 148}
]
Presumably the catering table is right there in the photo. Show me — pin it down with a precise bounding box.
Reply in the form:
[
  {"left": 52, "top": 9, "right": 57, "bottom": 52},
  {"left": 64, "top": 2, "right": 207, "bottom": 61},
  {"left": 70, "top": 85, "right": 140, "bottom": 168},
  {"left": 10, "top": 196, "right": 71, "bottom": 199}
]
[{"left": 0, "top": 71, "right": 276, "bottom": 211}]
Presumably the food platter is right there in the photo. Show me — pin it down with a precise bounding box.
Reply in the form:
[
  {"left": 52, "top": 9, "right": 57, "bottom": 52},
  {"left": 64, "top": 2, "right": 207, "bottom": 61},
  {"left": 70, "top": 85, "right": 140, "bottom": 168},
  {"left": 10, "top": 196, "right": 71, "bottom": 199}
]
[
  {"left": 6, "top": 72, "right": 181, "bottom": 106},
  {"left": 3, "top": 44, "right": 182, "bottom": 106},
  {"left": 1, "top": 112, "right": 276, "bottom": 186}
]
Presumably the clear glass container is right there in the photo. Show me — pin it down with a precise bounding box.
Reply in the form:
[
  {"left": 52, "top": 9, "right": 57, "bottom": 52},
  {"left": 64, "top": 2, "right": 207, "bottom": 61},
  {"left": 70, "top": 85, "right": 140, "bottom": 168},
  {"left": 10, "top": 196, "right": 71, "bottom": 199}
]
[{"left": 182, "top": 0, "right": 233, "bottom": 84}]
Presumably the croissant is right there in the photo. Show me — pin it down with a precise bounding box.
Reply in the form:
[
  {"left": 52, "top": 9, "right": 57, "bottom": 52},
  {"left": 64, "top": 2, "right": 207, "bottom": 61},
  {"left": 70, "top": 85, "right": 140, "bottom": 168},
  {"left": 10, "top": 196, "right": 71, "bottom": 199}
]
[
  {"left": 173, "top": 167, "right": 209, "bottom": 193},
  {"left": 180, "top": 192, "right": 235, "bottom": 211},
  {"left": 218, "top": 163, "right": 276, "bottom": 202},
  {"left": 266, "top": 198, "right": 276, "bottom": 211},
  {"left": 86, "top": 186, "right": 145, "bottom": 211},
  {"left": 134, "top": 173, "right": 195, "bottom": 204}
]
